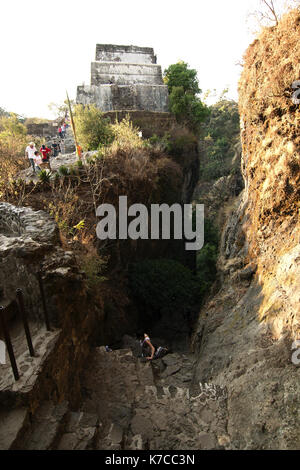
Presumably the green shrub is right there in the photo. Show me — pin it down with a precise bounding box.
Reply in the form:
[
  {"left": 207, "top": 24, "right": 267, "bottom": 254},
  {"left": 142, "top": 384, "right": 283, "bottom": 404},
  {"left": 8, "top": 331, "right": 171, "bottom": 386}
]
[
  {"left": 200, "top": 160, "right": 231, "bottom": 181},
  {"left": 58, "top": 165, "right": 70, "bottom": 176},
  {"left": 199, "top": 99, "right": 240, "bottom": 181},
  {"left": 169, "top": 133, "right": 197, "bottom": 158},
  {"left": 76, "top": 159, "right": 83, "bottom": 168},
  {"left": 148, "top": 133, "right": 172, "bottom": 153},
  {"left": 81, "top": 253, "right": 108, "bottom": 289},
  {"left": 73, "top": 104, "right": 114, "bottom": 151},
  {"left": 38, "top": 169, "right": 52, "bottom": 183}
]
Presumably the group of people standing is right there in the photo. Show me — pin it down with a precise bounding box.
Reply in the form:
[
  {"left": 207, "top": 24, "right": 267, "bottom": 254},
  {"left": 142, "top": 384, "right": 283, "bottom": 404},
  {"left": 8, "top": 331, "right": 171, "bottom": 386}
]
[
  {"left": 58, "top": 122, "right": 68, "bottom": 139},
  {"left": 25, "top": 141, "right": 60, "bottom": 174}
]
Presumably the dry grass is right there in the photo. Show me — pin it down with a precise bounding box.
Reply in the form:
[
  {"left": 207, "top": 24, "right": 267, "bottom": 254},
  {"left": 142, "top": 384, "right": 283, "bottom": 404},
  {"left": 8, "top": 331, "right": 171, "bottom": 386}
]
[
  {"left": 239, "top": 8, "right": 300, "bottom": 250},
  {"left": 0, "top": 138, "right": 27, "bottom": 196}
]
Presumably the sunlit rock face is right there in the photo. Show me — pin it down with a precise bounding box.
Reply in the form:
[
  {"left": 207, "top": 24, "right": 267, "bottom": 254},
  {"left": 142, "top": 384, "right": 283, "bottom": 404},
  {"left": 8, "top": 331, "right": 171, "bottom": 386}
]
[
  {"left": 192, "top": 10, "right": 300, "bottom": 450},
  {"left": 76, "top": 44, "right": 169, "bottom": 112}
]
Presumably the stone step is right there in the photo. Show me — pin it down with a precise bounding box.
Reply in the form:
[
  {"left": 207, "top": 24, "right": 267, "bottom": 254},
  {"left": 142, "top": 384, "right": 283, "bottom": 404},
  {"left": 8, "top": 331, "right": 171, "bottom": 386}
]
[
  {"left": 136, "top": 358, "right": 155, "bottom": 387},
  {"left": 125, "top": 433, "right": 144, "bottom": 450},
  {"left": 99, "top": 422, "right": 124, "bottom": 450},
  {"left": 0, "top": 407, "right": 29, "bottom": 450},
  {"left": 56, "top": 411, "right": 99, "bottom": 450},
  {"left": 20, "top": 401, "right": 69, "bottom": 450}
]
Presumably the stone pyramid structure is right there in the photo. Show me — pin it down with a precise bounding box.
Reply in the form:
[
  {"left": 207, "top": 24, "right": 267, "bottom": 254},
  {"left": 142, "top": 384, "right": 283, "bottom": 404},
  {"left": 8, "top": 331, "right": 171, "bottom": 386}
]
[{"left": 76, "top": 44, "right": 169, "bottom": 113}]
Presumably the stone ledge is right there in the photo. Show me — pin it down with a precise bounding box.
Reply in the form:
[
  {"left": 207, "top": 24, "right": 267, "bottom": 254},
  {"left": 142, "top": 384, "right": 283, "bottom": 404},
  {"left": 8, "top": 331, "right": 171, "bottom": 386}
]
[
  {"left": 96, "top": 44, "right": 156, "bottom": 65},
  {"left": 0, "top": 203, "right": 59, "bottom": 247},
  {"left": 0, "top": 328, "right": 61, "bottom": 399}
]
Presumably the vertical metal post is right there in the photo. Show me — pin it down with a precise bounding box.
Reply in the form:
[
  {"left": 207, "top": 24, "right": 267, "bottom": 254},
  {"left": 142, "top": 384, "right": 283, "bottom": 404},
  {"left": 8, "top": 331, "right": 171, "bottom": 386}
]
[
  {"left": 37, "top": 272, "right": 51, "bottom": 331},
  {"left": 0, "top": 306, "right": 19, "bottom": 381},
  {"left": 16, "top": 289, "right": 35, "bottom": 357}
]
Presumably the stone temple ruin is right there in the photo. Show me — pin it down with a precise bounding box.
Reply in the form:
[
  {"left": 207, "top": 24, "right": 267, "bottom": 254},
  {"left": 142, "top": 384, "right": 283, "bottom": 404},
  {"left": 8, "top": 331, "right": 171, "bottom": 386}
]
[{"left": 76, "top": 44, "right": 169, "bottom": 113}]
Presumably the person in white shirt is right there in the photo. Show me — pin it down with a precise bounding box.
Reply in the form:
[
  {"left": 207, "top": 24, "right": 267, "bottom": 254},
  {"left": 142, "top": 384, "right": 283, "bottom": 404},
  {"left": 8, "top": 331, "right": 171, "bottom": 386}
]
[{"left": 25, "top": 142, "right": 37, "bottom": 172}]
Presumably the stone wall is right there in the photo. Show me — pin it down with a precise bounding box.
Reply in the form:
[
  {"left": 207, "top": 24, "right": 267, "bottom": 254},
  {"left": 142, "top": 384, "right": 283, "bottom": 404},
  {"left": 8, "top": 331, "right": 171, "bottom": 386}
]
[
  {"left": 95, "top": 44, "right": 156, "bottom": 64},
  {"left": 91, "top": 62, "right": 163, "bottom": 86},
  {"left": 25, "top": 122, "right": 57, "bottom": 138},
  {"left": 76, "top": 44, "right": 169, "bottom": 113},
  {"left": 103, "top": 110, "right": 176, "bottom": 138},
  {"left": 77, "top": 84, "right": 169, "bottom": 112}
]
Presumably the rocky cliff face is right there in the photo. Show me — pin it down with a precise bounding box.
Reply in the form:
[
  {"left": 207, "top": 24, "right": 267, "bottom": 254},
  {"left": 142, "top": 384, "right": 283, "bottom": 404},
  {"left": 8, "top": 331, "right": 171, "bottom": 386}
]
[
  {"left": 2, "top": 14, "right": 299, "bottom": 451},
  {"left": 192, "top": 10, "right": 300, "bottom": 450}
]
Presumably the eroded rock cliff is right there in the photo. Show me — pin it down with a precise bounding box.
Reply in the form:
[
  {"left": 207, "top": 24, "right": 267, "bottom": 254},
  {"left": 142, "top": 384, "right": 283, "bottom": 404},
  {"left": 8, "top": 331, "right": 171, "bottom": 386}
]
[{"left": 192, "top": 10, "right": 300, "bottom": 450}]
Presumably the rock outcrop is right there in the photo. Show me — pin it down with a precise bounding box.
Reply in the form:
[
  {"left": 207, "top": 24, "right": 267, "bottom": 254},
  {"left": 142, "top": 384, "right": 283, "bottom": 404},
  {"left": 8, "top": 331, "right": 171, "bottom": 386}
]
[
  {"left": 192, "top": 10, "right": 300, "bottom": 450},
  {"left": 0, "top": 202, "right": 101, "bottom": 430}
]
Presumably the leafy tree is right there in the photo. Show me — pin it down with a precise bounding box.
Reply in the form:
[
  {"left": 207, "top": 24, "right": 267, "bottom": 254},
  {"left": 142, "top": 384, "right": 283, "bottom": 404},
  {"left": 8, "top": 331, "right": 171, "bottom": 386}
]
[
  {"left": 73, "top": 104, "right": 114, "bottom": 151},
  {"left": 48, "top": 99, "right": 75, "bottom": 121},
  {"left": 164, "top": 61, "right": 201, "bottom": 95},
  {"left": 0, "top": 113, "right": 27, "bottom": 138},
  {"left": 0, "top": 113, "right": 28, "bottom": 161},
  {"left": 0, "top": 114, "right": 28, "bottom": 193},
  {"left": 164, "top": 61, "right": 209, "bottom": 132},
  {"left": 200, "top": 99, "right": 240, "bottom": 180}
]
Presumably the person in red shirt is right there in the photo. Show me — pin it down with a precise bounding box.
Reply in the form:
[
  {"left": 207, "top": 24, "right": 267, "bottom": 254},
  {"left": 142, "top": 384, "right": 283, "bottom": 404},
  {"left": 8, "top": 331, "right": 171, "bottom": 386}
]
[
  {"left": 40, "top": 145, "right": 52, "bottom": 169},
  {"left": 40, "top": 145, "right": 51, "bottom": 161}
]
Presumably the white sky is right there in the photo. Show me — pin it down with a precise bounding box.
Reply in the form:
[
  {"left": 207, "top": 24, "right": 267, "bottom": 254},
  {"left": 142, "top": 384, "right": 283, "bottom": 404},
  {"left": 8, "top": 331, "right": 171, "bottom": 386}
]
[{"left": 0, "top": 0, "right": 261, "bottom": 118}]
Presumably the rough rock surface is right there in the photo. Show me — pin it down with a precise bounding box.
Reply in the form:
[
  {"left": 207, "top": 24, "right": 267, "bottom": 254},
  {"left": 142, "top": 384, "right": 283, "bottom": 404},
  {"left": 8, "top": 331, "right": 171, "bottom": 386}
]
[
  {"left": 78, "top": 346, "right": 229, "bottom": 450},
  {"left": 0, "top": 202, "right": 59, "bottom": 323},
  {"left": 0, "top": 202, "right": 101, "bottom": 442},
  {"left": 192, "top": 11, "right": 300, "bottom": 450}
]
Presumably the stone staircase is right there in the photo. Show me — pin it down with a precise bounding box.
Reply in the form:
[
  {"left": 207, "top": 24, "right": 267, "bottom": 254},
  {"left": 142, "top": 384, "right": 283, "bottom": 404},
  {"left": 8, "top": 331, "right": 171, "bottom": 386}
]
[
  {"left": 46, "top": 126, "right": 76, "bottom": 157},
  {"left": 76, "top": 346, "right": 229, "bottom": 450},
  {"left": 18, "top": 401, "right": 69, "bottom": 450},
  {"left": 56, "top": 410, "right": 99, "bottom": 450},
  {"left": 0, "top": 346, "right": 229, "bottom": 450},
  {"left": 0, "top": 401, "right": 99, "bottom": 450},
  {"left": 60, "top": 127, "right": 76, "bottom": 154}
]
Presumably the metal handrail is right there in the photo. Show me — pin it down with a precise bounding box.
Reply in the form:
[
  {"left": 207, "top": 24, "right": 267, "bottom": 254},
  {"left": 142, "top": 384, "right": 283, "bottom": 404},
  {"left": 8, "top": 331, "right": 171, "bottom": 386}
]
[
  {"left": 0, "top": 274, "right": 51, "bottom": 382},
  {"left": 0, "top": 305, "right": 20, "bottom": 381}
]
